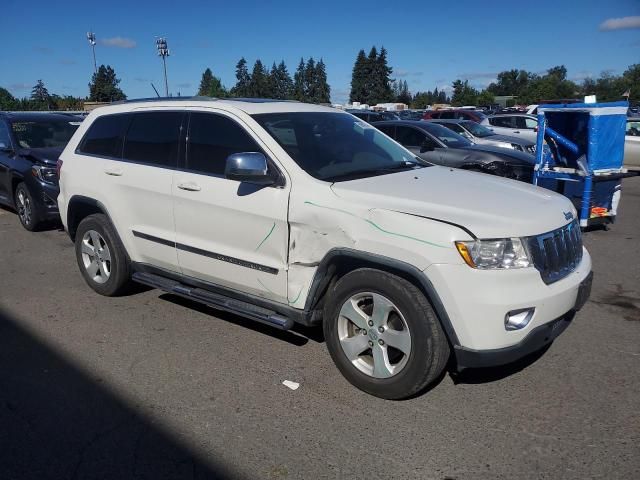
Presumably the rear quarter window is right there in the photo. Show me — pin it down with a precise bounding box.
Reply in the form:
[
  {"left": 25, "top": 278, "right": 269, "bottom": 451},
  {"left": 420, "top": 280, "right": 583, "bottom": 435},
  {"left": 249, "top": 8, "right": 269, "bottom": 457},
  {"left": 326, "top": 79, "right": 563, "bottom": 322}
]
[{"left": 77, "top": 114, "right": 130, "bottom": 158}]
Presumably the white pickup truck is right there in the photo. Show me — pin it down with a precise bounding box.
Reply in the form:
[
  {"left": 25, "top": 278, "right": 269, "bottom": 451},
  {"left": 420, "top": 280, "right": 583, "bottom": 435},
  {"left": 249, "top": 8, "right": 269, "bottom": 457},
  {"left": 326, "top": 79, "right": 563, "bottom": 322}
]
[{"left": 57, "top": 99, "right": 593, "bottom": 399}]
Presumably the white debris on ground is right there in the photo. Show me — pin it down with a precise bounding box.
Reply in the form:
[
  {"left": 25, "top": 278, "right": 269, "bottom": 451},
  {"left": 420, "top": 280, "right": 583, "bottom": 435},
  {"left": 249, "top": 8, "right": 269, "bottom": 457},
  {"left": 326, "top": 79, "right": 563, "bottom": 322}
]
[{"left": 282, "top": 380, "right": 300, "bottom": 391}]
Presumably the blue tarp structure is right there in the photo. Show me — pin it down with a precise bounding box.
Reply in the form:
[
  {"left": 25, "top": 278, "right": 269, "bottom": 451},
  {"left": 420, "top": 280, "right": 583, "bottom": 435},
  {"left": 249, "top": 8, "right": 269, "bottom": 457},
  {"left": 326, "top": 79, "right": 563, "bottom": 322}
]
[{"left": 533, "top": 101, "right": 628, "bottom": 227}]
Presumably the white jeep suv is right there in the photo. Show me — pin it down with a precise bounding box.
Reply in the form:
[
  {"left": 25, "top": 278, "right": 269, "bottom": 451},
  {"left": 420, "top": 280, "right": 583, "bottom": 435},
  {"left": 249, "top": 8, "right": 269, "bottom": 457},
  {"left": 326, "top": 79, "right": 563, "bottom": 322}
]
[{"left": 58, "top": 98, "right": 593, "bottom": 399}]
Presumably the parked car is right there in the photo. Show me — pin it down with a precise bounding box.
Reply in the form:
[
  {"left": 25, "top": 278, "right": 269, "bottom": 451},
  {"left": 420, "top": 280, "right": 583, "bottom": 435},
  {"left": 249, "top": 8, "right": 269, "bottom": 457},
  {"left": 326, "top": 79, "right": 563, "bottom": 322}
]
[
  {"left": 0, "top": 112, "right": 81, "bottom": 230},
  {"left": 398, "top": 110, "right": 425, "bottom": 120},
  {"left": 373, "top": 120, "right": 535, "bottom": 182},
  {"left": 58, "top": 98, "right": 592, "bottom": 400},
  {"left": 481, "top": 114, "right": 538, "bottom": 142},
  {"left": 429, "top": 119, "right": 536, "bottom": 154},
  {"left": 625, "top": 117, "right": 640, "bottom": 169},
  {"left": 345, "top": 109, "right": 384, "bottom": 123},
  {"left": 422, "top": 109, "right": 487, "bottom": 123}
]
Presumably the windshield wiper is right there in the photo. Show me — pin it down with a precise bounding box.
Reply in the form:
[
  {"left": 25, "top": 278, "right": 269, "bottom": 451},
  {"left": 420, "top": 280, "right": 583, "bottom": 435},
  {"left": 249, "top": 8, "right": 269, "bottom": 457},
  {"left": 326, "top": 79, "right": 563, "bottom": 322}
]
[{"left": 323, "top": 162, "right": 425, "bottom": 182}]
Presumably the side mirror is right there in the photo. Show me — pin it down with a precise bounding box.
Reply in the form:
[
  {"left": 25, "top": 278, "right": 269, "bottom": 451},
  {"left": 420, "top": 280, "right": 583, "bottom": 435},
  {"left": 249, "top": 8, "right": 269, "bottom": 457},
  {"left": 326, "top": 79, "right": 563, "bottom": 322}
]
[
  {"left": 420, "top": 141, "right": 435, "bottom": 153},
  {"left": 225, "top": 152, "right": 274, "bottom": 185}
]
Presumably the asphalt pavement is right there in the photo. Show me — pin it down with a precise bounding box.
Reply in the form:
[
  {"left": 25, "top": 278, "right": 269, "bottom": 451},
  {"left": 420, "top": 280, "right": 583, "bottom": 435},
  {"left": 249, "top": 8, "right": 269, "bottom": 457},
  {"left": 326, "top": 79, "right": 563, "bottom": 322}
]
[{"left": 1, "top": 179, "right": 639, "bottom": 479}]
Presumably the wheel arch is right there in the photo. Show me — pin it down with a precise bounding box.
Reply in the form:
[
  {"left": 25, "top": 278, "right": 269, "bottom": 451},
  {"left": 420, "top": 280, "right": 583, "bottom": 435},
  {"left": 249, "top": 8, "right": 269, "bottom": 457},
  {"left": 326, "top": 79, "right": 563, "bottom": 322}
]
[
  {"left": 66, "top": 195, "right": 113, "bottom": 241},
  {"left": 304, "top": 248, "right": 460, "bottom": 346}
]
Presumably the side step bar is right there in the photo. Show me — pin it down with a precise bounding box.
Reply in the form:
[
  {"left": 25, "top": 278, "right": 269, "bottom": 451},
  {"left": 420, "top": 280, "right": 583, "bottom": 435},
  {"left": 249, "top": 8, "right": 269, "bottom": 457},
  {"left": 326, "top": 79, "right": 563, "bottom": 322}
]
[{"left": 132, "top": 272, "right": 294, "bottom": 330}]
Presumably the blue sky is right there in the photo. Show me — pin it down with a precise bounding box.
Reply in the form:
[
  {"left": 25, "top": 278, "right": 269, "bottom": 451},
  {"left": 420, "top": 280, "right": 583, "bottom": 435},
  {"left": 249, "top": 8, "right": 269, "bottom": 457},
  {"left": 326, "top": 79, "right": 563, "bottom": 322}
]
[{"left": 2, "top": 0, "right": 639, "bottom": 104}]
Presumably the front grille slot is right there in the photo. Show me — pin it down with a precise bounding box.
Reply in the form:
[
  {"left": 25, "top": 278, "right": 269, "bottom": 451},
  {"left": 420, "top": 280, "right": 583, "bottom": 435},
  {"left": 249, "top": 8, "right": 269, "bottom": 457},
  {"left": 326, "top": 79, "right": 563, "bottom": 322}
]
[{"left": 528, "top": 220, "right": 582, "bottom": 284}]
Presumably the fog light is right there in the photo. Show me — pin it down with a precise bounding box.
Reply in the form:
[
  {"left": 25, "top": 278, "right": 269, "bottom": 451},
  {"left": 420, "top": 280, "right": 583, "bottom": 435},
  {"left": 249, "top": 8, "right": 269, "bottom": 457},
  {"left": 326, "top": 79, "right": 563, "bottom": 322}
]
[{"left": 505, "top": 308, "right": 535, "bottom": 331}]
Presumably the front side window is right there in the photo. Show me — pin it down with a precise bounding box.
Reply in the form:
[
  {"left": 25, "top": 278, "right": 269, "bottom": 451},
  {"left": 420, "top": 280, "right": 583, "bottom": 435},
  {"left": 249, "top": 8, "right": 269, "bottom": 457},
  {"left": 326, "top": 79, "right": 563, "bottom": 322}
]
[
  {"left": 524, "top": 117, "right": 538, "bottom": 129},
  {"left": 78, "top": 114, "right": 129, "bottom": 157},
  {"left": 396, "top": 126, "right": 427, "bottom": 147},
  {"left": 253, "top": 112, "right": 426, "bottom": 182},
  {"left": 122, "top": 112, "right": 183, "bottom": 168},
  {"left": 187, "top": 113, "right": 263, "bottom": 176},
  {"left": 12, "top": 119, "right": 79, "bottom": 149}
]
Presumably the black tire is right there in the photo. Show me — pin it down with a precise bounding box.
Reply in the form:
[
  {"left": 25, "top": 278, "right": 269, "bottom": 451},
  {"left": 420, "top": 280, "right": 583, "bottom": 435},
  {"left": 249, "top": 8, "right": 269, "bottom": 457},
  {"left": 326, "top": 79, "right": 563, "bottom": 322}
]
[
  {"left": 74, "top": 213, "right": 132, "bottom": 296},
  {"left": 14, "top": 182, "right": 43, "bottom": 231},
  {"left": 323, "top": 268, "right": 450, "bottom": 400}
]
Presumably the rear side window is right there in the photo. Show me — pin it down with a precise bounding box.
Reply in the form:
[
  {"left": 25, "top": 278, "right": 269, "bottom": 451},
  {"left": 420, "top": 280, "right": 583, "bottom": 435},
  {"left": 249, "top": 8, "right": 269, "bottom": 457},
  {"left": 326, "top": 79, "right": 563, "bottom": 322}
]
[
  {"left": 78, "top": 114, "right": 129, "bottom": 157},
  {"left": 396, "top": 126, "right": 426, "bottom": 147},
  {"left": 489, "top": 116, "right": 515, "bottom": 128},
  {"left": 376, "top": 125, "right": 396, "bottom": 138},
  {"left": 186, "top": 112, "right": 262, "bottom": 176},
  {"left": 123, "top": 112, "right": 183, "bottom": 168}
]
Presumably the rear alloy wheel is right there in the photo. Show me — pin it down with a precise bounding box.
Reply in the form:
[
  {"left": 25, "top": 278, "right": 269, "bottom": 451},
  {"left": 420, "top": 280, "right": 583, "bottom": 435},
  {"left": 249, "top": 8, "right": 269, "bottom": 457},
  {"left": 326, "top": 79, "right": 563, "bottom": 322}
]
[
  {"left": 14, "top": 183, "right": 43, "bottom": 231},
  {"left": 75, "top": 213, "right": 132, "bottom": 296},
  {"left": 324, "top": 268, "right": 450, "bottom": 400}
]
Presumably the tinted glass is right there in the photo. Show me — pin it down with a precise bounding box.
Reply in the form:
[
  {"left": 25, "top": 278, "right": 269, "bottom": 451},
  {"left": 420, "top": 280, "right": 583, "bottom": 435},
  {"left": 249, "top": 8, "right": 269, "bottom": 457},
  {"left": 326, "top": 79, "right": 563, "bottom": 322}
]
[
  {"left": 396, "top": 126, "right": 426, "bottom": 146},
  {"left": 79, "top": 114, "right": 129, "bottom": 157},
  {"left": 187, "top": 113, "right": 262, "bottom": 176},
  {"left": 12, "top": 119, "right": 79, "bottom": 149},
  {"left": 0, "top": 121, "right": 10, "bottom": 146},
  {"left": 123, "top": 112, "right": 182, "bottom": 167},
  {"left": 524, "top": 117, "right": 537, "bottom": 129},
  {"left": 254, "top": 112, "right": 426, "bottom": 182},
  {"left": 439, "top": 111, "right": 455, "bottom": 119},
  {"left": 489, "top": 116, "right": 515, "bottom": 128},
  {"left": 376, "top": 125, "right": 396, "bottom": 138}
]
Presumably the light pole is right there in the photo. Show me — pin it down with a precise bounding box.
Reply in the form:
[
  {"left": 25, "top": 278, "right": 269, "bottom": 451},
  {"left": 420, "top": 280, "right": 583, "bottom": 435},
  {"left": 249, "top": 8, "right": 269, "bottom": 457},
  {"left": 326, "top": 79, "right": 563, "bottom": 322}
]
[
  {"left": 156, "top": 38, "right": 170, "bottom": 97},
  {"left": 86, "top": 31, "right": 97, "bottom": 74}
]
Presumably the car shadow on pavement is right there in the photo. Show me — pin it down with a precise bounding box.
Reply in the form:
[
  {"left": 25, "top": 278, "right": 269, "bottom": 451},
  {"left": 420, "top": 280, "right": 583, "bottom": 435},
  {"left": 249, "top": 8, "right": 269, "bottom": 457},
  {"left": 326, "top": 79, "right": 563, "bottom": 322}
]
[
  {"left": 159, "top": 293, "right": 325, "bottom": 346},
  {"left": 0, "top": 307, "right": 238, "bottom": 480},
  {"left": 450, "top": 344, "right": 551, "bottom": 385}
]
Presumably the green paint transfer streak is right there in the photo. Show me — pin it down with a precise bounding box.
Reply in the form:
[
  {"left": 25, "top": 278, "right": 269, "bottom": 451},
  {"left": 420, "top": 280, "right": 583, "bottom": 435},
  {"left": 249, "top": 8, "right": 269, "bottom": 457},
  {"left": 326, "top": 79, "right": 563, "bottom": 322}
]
[
  {"left": 257, "top": 278, "right": 303, "bottom": 305},
  {"left": 255, "top": 222, "right": 276, "bottom": 251},
  {"left": 304, "top": 201, "right": 448, "bottom": 249}
]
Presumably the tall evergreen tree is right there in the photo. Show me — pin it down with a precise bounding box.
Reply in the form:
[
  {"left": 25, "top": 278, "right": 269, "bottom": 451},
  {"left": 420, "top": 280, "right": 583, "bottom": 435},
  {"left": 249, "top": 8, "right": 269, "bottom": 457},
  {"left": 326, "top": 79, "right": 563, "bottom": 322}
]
[
  {"left": 349, "top": 49, "right": 368, "bottom": 103},
  {"left": 370, "top": 46, "right": 393, "bottom": 104},
  {"left": 231, "top": 57, "right": 251, "bottom": 97},
  {"left": 88, "top": 65, "right": 126, "bottom": 102},
  {"left": 315, "top": 59, "right": 331, "bottom": 104},
  {"left": 304, "top": 57, "right": 317, "bottom": 102},
  {"left": 197, "top": 68, "right": 215, "bottom": 96},
  {"left": 31, "top": 80, "right": 50, "bottom": 102},
  {"left": 270, "top": 60, "right": 293, "bottom": 100},
  {"left": 293, "top": 58, "right": 306, "bottom": 101},
  {"left": 248, "top": 60, "right": 270, "bottom": 98},
  {"left": 364, "top": 46, "right": 378, "bottom": 104},
  {"left": 197, "top": 67, "right": 228, "bottom": 97}
]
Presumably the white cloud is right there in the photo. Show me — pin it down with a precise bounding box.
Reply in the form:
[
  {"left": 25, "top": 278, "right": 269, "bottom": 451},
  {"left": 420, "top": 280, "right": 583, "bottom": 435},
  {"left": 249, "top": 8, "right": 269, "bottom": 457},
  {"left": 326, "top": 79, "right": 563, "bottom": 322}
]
[
  {"left": 100, "top": 36, "right": 137, "bottom": 48},
  {"left": 9, "top": 83, "right": 30, "bottom": 91},
  {"left": 458, "top": 71, "right": 498, "bottom": 80},
  {"left": 599, "top": 16, "right": 640, "bottom": 31}
]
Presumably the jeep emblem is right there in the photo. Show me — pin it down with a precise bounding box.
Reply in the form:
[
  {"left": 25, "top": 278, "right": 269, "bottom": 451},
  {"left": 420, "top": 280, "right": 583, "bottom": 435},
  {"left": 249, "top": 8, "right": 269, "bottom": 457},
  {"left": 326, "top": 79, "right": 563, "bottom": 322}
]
[
  {"left": 368, "top": 329, "right": 378, "bottom": 341},
  {"left": 563, "top": 211, "right": 573, "bottom": 221}
]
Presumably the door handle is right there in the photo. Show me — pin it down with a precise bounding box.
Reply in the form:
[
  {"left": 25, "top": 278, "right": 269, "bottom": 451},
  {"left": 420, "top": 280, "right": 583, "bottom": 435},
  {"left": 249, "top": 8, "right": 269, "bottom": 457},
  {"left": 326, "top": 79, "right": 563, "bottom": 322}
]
[
  {"left": 177, "top": 182, "right": 201, "bottom": 192},
  {"left": 513, "top": 131, "right": 520, "bottom": 134},
  {"left": 104, "top": 168, "right": 123, "bottom": 176}
]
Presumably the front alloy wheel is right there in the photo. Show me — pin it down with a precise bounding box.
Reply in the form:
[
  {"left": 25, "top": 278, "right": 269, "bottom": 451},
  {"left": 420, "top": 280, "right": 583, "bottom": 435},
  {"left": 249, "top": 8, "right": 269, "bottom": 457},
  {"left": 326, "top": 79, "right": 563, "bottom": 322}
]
[{"left": 338, "top": 292, "right": 412, "bottom": 378}]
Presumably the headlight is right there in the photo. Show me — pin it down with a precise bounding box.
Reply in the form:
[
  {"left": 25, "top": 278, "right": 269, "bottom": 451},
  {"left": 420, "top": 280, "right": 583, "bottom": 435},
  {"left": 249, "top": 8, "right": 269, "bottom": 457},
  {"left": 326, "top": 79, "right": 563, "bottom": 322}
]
[
  {"left": 31, "top": 164, "right": 57, "bottom": 184},
  {"left": 455, "top": 238, "right": 531, "bottom": 269},
  {"left": 510, "top": 143, "right": 524, "bottom": 151}
]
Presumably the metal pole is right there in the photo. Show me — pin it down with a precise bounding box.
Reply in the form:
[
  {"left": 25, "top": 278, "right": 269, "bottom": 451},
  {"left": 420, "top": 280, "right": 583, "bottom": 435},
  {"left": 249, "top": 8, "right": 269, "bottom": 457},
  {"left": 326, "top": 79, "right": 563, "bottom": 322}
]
[
  {"left": 162, "top": 56, "right": 168, "bottom": 97},
  {"left": 92, "top": 44, "right": 97, "bottom": 74}
]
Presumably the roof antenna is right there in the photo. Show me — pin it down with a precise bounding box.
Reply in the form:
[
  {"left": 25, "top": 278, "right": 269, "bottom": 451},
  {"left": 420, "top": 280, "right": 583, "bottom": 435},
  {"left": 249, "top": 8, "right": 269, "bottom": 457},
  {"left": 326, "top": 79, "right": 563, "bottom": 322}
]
[{"left": 150, "top": 82, "right": 161, "bottom": 98}]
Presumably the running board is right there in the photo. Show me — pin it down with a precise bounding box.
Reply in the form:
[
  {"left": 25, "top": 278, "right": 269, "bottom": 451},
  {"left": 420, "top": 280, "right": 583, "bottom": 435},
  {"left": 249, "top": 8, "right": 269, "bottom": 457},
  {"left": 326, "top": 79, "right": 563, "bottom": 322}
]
[{"left": 132, "top": 272, "right": 294, "bottom": 330}]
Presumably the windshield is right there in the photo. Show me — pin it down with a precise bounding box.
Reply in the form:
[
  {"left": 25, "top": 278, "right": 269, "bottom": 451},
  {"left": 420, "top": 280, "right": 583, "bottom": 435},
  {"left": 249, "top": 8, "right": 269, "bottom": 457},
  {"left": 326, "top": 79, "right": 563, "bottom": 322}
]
[
  {"left": 253, "top": 112, "right": 427, "bottom": 181},
  {"left": 11, "top": 119, "right": 79, "bottom": 149},
  {"left": 461, "top": 121, "right": 495, "bottom": 138},
  {"left": 421, "top": 122, "right": 473, "bottom": 148}
]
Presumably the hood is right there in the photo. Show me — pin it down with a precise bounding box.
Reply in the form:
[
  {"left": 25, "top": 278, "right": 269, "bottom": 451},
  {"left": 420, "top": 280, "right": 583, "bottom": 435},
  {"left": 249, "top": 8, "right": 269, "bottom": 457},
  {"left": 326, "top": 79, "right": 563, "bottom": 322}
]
[
  {"left": 330, "top": 166, "right": 575, "bottom": 238},
  {"left": 463, "top": 144, "right": 535, "bottom": 165},
  {"left": 485, "top": 134, "right": 534, "bottom": 146},
  {"left": 17, "top": 147, "right": 62, "bottom": 166}
]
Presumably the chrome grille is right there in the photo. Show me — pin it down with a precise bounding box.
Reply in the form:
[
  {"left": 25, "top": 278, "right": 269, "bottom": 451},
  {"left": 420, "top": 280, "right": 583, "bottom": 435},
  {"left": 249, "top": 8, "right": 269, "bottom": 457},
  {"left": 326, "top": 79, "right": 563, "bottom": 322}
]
[{"left": 527, "top": 220, "right": 583, "bottom": 284}]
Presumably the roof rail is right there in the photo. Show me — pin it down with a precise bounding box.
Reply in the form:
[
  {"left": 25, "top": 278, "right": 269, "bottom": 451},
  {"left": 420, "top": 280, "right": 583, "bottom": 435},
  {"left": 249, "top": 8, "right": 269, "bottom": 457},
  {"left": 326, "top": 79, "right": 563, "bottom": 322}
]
[{"left": 110, "top": 96, "right": 218, "bottom": 105}]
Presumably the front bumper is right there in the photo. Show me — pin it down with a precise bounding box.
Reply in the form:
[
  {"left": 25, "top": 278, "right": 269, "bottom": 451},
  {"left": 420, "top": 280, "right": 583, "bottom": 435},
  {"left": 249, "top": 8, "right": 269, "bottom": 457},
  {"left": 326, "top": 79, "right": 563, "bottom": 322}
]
[
  {"left": 425, "top": 248, "right": 592, "bottom": 360},
  {"left": 26, "top": 177, "right": 60, "bottom": 221}
]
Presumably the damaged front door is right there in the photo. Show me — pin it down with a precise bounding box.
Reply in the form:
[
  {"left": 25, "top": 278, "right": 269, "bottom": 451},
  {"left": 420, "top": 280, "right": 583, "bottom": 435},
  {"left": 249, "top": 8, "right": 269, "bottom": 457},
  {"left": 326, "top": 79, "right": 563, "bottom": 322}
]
[{"left": 173, "top": 111, "right": 290, "bottom": 304}]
